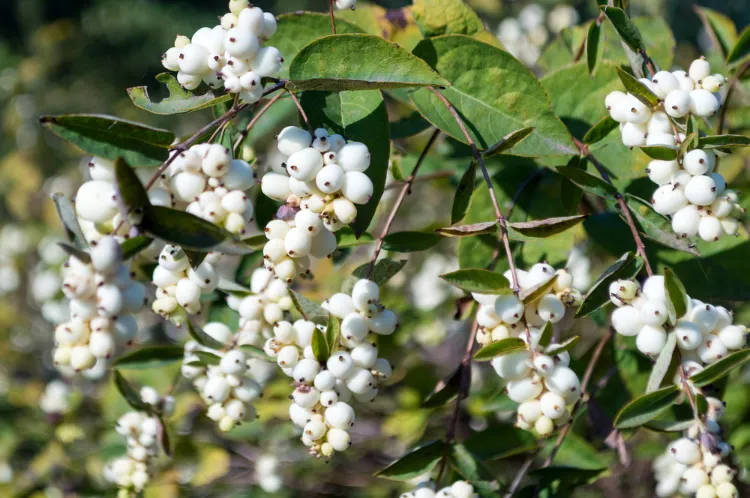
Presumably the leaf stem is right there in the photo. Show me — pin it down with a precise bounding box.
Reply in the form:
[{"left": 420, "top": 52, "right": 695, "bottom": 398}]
[
  {"left": 428, "top": 86, "right": 520, "bottom": 293},
  {"left": 328, "top": 0, "right": 337, "bottom": 34},
  {"left": 717, "top": 58, "right": 750, "bottom": 134},
  {"left": 233, "top": 91, "right": 286, "bottom": 153},
  {"left": 365, "top": 128, "right": 440, "bottom": 279},
  {"left": 572, "top": 138, "right": 654, "bottom": 277}
]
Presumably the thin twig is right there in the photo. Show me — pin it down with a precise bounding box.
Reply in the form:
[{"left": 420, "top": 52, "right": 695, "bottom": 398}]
[
  {"left": 286, "top": 89, "right": 313, "bottom": 134},
  {"left": 542, "top": 328, "right": 614, "bottom": 467},
  {"left": 383, "top": 171, "right": 453, "bottom": 190},
  {"left": 328, "top": 0, "right": 337, "bottom": 34},
  {"left": 717, "top": 59, "right": 750, "bottom": 134},
  {"left": 366, "top": 129, "right": 440, "bottom": 278},
  {"left": 427, "top": 86, "right": 520, "bottom": 293},
  {"left": 503, "top": 454, "right": 536, "bottom": 498},
  {"left": 573, "top": 138, "right": 654, "bottom": 277},
  {"left": 233, "top": 92, "right": 286, "bottom": 152}
]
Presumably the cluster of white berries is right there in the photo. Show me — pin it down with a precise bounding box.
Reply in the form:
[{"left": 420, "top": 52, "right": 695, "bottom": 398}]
[
  {"left": 496, "top": 4, "right": 579, "bottom": 66},
  {"left": 181, "top": 322, "right": 263, "bottom": 432},
  {"left": 32, "top": 237, "right": 70, "bottom": 325},
  {"left": 606, "top": 59, "right": 726, "bottom": 149},
  {"left": 226, "top": 267, "right": 293, "bottom": 347},
  {"left": 105, "top": 408, "right": 162, "bottom": 497},
  {"left": 263, "top": 279, "right": 395, "bottom": 458},
  {"left": 39, "top": 380, "right": 73, "bottom": 415},
  {"left": 161, "top": 0, "right": 280, "bottom": 102},
  {"left": 151, "top": 245, "right": 219, "bottom": 322},
  {"left": 400, "top": 481, "right": 477, "bottom": 498},
  {"left": 0, "top": 225, "right": 31, "bottom": 296},
  {"left": 473, "top": 264, "right": 583, "bottom": 437},
  {"left": 260, "top": 126, "right": 373, "bottom": 281},
  {"left": 653, "top": 399, "right": 738, "bottom": 497},
  {"left": 163, "top": 143, "right": 256, "bottom": 236},
  {"left": 53, "top": 237, "right": 145, "bottom": 373},
  {"left": 610, "top": 275, "right": 746, "bottom": 365},
  {"left": 648, "top": 150, "right": 742, "bottom": 242},
  {"left": 255, "top": 454, "right": 283, "bottom": 493}
]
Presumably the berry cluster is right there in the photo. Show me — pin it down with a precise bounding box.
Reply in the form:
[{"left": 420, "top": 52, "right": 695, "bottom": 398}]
[
  {"left": 165, "top": 143, "right": 257, "bottom": 235},
  {"left": 606, "top": 58, "right": 726, "bottom": 149},
  {"left": 0, "top": 225, "right": 32, "bottom": 296},
  {"left": 255, "top": 454, "right": 283, "bottom": 493},
  {"left": 181, "top": 322, "right": 263, "bottom": 432},
  {"left": 161, "top": 0, "right": 281, "bottom": 102},
  {"left": 496, "top": 4, "right": 579, "bottom": 66},
  {"left": 474, "top": 264, "right": 583, "bottom": 436},
  {"left": 53, "top": 237, "right": 145, "bottom": 373},
  {"left": 106, "top": 406, "right": 165, "bottom": 498},
  {"left": 653, "top": 399, "right": 738, "bottom": 497},
  {"left": 226, "top": 267, "right": 293, "bottom": 347},
  {"left": 260, "top": 127, "right": 373, "bottom": 281},
  {"left": 263, "top": 279, "right": 396, "bottom": 458},
  {"left": 151, "top": 245, "right": 219, "bottom": 322},
  {"left": 39, "top": 380, "right": 73, "bottom": 415},
  {"left": 400, "top": 481, "right": 477, "bottom": 498},
  {"left": 610, "top": 275, "right": 746, "bottom": 362}
]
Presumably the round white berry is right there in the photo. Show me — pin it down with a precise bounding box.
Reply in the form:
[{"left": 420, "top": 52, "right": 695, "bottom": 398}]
[
  {"left": 664, "top": 89, "right": 691, "bottom": 118},
  {"left": 325, "top": 401, "right": 355, "bottom": 429},
  {"left": 651, "top": 71, "right": 679, "bottom": 98},
  {"left": 636, "top": 324, "right": 667, "bottom": 355},
  {"left": 277, "top": 126, "right": 312, "bottom": 156},
  {"left": 690, "top": 89, "right": 720, "bottom": 117},
  {"left": 250, "top": 46, "right": 283, "bottom": 78},
  {"left": 491, "top": 351, "right": 531, "bottom": 380},
  {"left": 261, "top": 173, "right": 291, "bottom": 201},
  {"left": 341, "top": 171, "right": 373, "bottom": 205},
  {"left": 672, "top": 205, "right": 701, "bottom": 238},
  {"left": 699, "top": 216, "right": 723, "bottom": 242},
  {"left": 544, "top": 366, "right": 580, "bottom": 403},
  {"left": 689, "top": 58, "right": 711, "bottom": 82},
  {"left": 675, "top": 321, "right": 703, "bottom": 350},
  {"left": 506, "top": 376, "right": 543, "bottom": 403},
  {"left": 327, "top": 351, "right": 355, "bottom": 379}
]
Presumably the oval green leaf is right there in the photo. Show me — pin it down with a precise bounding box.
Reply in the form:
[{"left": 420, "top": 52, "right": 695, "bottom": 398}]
[
  {"left": 646, "top": 331, "right": 677, "bottom": 393},
  {"left": 508, "top": 215, "right": 587, "bottom": 239},
  {"left": 546, "top": 336, "right": 580, "bottom": 356},
  {"left": 290, "top": 290, "right": 330, "bottom": 326},
  {"left": 113, "top": 369, "right": 150, "bottom": 412},
  {"left": 474, "top": 338, "right": 527, "bottom": 361},
  {"left": 139, "top": 205, "right": 231, "bottom": 251},
  {"left": 128, "top": 73, "right": 233, "bottom": 115},
  {"left": 520, "top": 275, "right": 559, "bottom": 305},
  {"left": 615, "top": 67, "right": 659, "bottom": 106},
  {"left": 187, "top": 321, "right": 227, "bottom": 350},
  {"left": 440, "top": 269, "right": 513, "bottom": 294},
  {"left": 382, "top": 231, "right": 443, "bottom": 252},
  {"left": 121, "top": 236, "right": 153, "bottom": 260},
  {"left": 375, "top": 441, "right": 445, "bottom": 481},
  {"left": 555, "top": 166, "right": 617, "bottom": 198},
  {"left": 342, "top": 258, "right": 407, "bottom": 294},
  {"left": 52, "top": 193, "right": 88, "bottom": 250},
  {"left": 576, "top": 252, "right": 643, "bottom": 317},
  {"left": 114, "top": 346, "right": 185, "bottom": 370},
  {"left": 690, "top": 349, "right": 750, "bottom": 387},
  {"left": 640, "top": 145, "right": 679, "bottom": 160},
  {"left": 614, "top": 385, "right": 680, "bottom": 429},
  {"left": 436, "top": 221, "right": 497, "bottom": 238},
  {"left": 39, "top": 114, "right": 174, "bottom": 166},
  {"left": 451, "top": 162, "right": 476, "bottom": 224},
  {"left": 600, "top": 6, "right": 646, "bottom": 53},
  {"left": 482, "top": 127, "right": 536, "bottom": 158},
  {"left": 583, "top": 115, "right": 618, "bottom": 145},
  {"left": 287, "top": 34, "right": 448, "bottom": 91},
  {"left": 311, "top": 328, "right": 329, "bottom": 363}
]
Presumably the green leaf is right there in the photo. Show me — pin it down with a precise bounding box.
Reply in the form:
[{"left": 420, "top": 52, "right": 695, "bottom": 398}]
[
  {"left": 474, "top": 338, "right": 527, "bottom": 361},
  {"left": 287, "top": 34, "right": 448, "bottom": 91},
  {"left": 121, "top": 236, "right": 153, "bottom": 260},
  {"left": 390, "top": 111, "right": 432, "bottom": 140},
  {"left": 216, "top": 277, "right": 252, "bottom": 295},
  {"left": 325, "top": 315, "right": 340, "bottom": 354},
  {"left": 412, "top": 0, "right": 486, "bottom": 38},
  {"left": 586, "top": 20, "right": 603, "bottom": 75},
  {"left": 583, "top": 116, "right": 618, "bottom": 145},
  {"left": 555, "top": 166, "right": 617, "bottom": 198},
  {"left": 113, "top": 370, "right": 150, "bottom": 412},
  {"left": 115, "top": 158, "right": 151, "bottom": 216},
  {"left": 440, "top": 269, "right": 513, "bottom": 294},
  {"left": 646, "top": 331, "right": 677, "bottom": 393},
  {"left": 508, "top": 215, "right": 587, "bottom": 239},
  {"left": 39, "top": 114, "right": 173, "bottom": 166},
  {"left": 448, "top": 444, "right": 501, "bottom": 495},
  {"left": 52, "top": 193, "right": 88, "bottom": 250},
  {"left": 127, "top": 73, "right": 233, "bottom": 115},
  {"left": 238, "top": 344, "right": 268, "bottom": 360},
  {"left": 623, "top": 194, "right": 699, "bottom": 255},
  {"left": 158, "top": 415, "right": 172, "bottom": 459},
  {"left": 520, "top": 275, "right": 558, "bottom": 305},
  {"left": 560, "top": 157, "right": 584, "bottom": 215},
  {"left": 335, "top": 228, "right": 374, "bottom": 248},
  {"left": 382, "top": 231, "right": 442, "bottom": 252},
  {"left": 409, "top": 35, "right": 576, "bottom": 158},
  {"left": 242, "top": 235, "right": 266, "bottom": 251},
  {"left": 576, "top": 252, "right": 643, "bottom": 317},
  {"left": 375, "top": 441, "right": 445, "bottom": 481},
  {"left": 57, "top": 242, "right": 91, "bottom": 264},
  {"left": 188, "top": 351, "right": 222, "bottom": 366},
  {"left": 482, "top": 127, "right": 536, "bottom": 158},
  {"left": 644, "top": 419, "right": 696, "bottom": 433},
  {"left": 698, "top": 134, "right": 750, "bottom": 149},
  {"left": 342, "top": 258, "right": 407, "bottom": 294},
  {"left": 290, "top": 290, "right": 330, "bottom": 326},
  {"left": 727, "top": 25, "right": 750, "bottom": 65},
  {"left": 615, "top": 67, "right": 659, "bottom": 107},
  {"left": 614, "top": 385, "right": 680, "bottom": 429},
  {"left": 600, "top": 6, "right": 645, "bottom": 53},
  {"left": 640, "top": 145, "right": 679, "bottom": 160},
  {"left": 694, "top": 7, "right": 737, "bottom": 59},
  {"left": 463, "top": 423, "right": 537, "bottom": 460},
  {"left": 187, "top": 321, "right": 226, "bottom": 350},
  {"left": 423, "top": 368, "right": 461, "bottom": 408},
  {"left": 114, "top": 346, "right": 185, "bottom": 370},
  {"left": 139, "top": 205, "right": 231, "bottom": 252},
  {"left": 185, "top": 250, "right": 208, "bottom": 271},
  {"left": 539, "top": 322, "right": 554, "bottom": 348},
  {"left": 546, "top": 336, "right": 580, "bottom": 356},
  {"left": 299, "top": 90, "right": 389, "bottom": 236},
  {"left": 664, "top": 267, "right": 690, "bottom": 320},
  {"left": 451, "top": 162, "right": 476, "bottom": 224},
  {"left": 436, "top": 221, "right": 497, "bottom": 238},
  {"left": 269, "top": 13, "right": 364, "bottom": 80},
  {"left": 690, "top": 350, "right": 750, "bottom": 387}
]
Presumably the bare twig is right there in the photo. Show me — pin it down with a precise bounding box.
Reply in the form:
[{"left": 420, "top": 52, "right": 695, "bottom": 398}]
[
  {"left": 286, "top": 89, "right": 313, "bottom": 134},
  {"left": 718, "top": 59, "right": 750, "bottom": 134},
  {"left": 366, "top": 129, "right": 440, "bottom": 278},
  {"left": 427, "top": 86, "right": 520, "bottom": 293},
  {"left": 503, "top": 454, "right": 537, "bottom": 498},
  {"left": 383, "top": 171, "right": 453, "bottom": 190},
  {"left": 572, "top": 138, "right": 654, "bottom": 277},
  {"left": 233, "top": 92, "right": 286, "bottom": 152}
]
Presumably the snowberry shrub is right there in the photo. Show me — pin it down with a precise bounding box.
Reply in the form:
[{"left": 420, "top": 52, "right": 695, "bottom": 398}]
[{"left": 25, "top": 0, "right": 750, "bottom": 497}]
